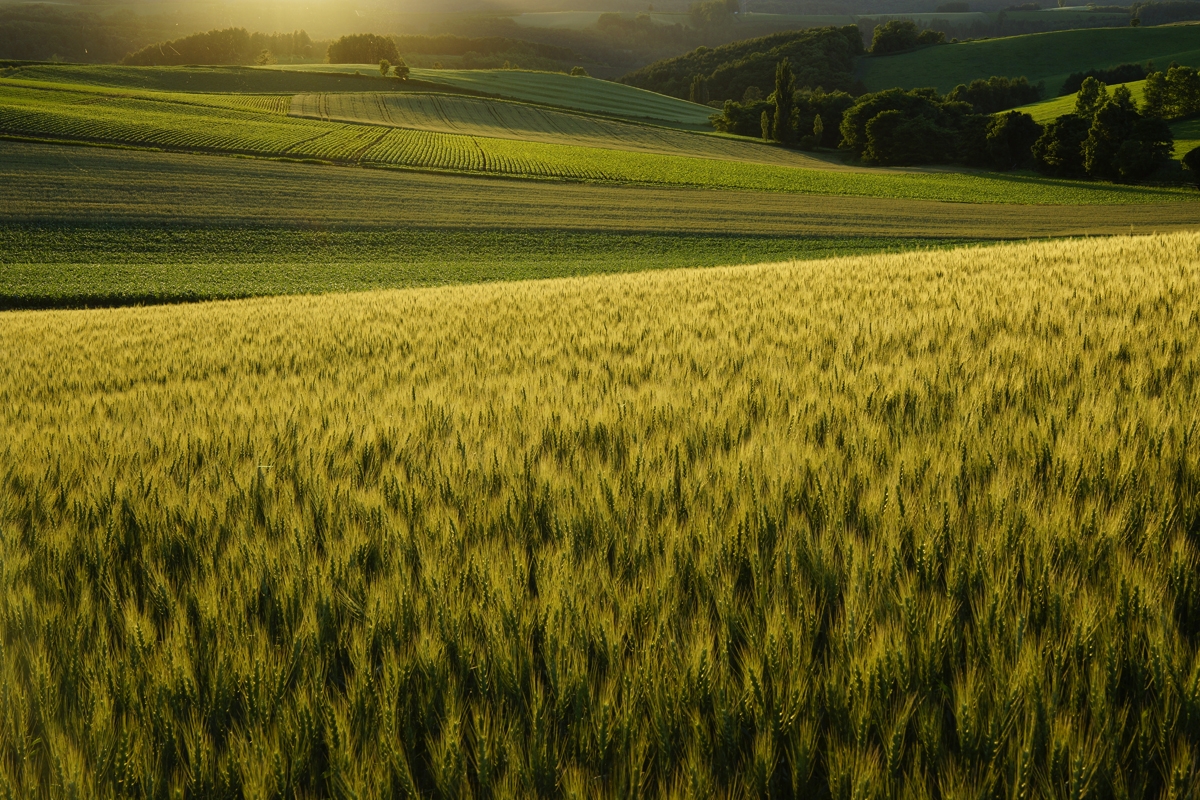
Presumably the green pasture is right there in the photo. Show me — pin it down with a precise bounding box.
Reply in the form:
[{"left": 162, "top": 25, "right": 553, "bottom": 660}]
[{"left": 857, "top": 25, "right": 1200, "bottom": 94}]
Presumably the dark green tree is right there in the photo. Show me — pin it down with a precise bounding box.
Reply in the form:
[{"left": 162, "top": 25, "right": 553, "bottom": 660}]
[
  {"left": 392, "top": 58, "right": 410, "bottom": 80},
  {"left": 1074, "top": 76, "right": 1109, "bottom": 119},
  {"left": 1113, "top": 116, "right": 1174, "bottom": 181},
  {"left": 1032, "top": 114, "right": 1090, "bottom": 177},
  {"left": 327, "top": 33, "right": 399, "bottom": 64},
  {"left": 1183, "top": 145, "right": 1200, "bottom": 186},
  {"left": 986, "top": 111, "right": 1042, "bottom": 170},
  {"left": 772, "top": 58, "right": 795, "bottom": 145},
  {"left": 761, "top": 109, "right": 772, "bottom": 140},
  {"left": 870, "top": 20, "right": 920, "bottom": 54},
  {"left": 1082, "top": 86, "right": 1140, "bottom": 180},
  {"left": 863, "top": 110, "right": 955, "bottom": 165}
]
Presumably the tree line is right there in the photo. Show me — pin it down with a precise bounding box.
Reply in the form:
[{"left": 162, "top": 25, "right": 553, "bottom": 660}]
[
  {"left": 121, "top": 28, "right": 314, "bottom": 67},
  {"left": 621, "top": 26, "right": 865, "bottom": 103},
  {"left": 713, "top": 58, "right": 1197, "bottom": 184}
]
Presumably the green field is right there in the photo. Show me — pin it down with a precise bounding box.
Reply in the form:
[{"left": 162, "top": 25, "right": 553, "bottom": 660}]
[
  {"left": 267, "top": 64, "right": 716, "bottom": 126},
  {"left": 10, "top": 141, "right": 1200, "bottom": 307},
  {"left": 288, "top": 91, "right": 829, "bottom": 167},
  {"left": 0, "top": 62, "right": 463, "bottom": 95},
  {"left": 857, "top": 25, "right": 1200, "bottom": 94},
  {"left": 404, "top": 68, "right": 715, "bottom": 126},
  {"left": 2, "top": 75, "right": 1196, "bottom": 205},
  {"left": 3, "top": 233, "right": 1199, "bottom": 797},
  {"left": 0, "top": 225, "right": 967, "bottom": 309}
]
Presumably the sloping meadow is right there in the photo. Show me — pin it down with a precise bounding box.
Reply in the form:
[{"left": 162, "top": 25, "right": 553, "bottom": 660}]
[{"left": 1, "top": 234, "right": 1199, "bottom": 797}]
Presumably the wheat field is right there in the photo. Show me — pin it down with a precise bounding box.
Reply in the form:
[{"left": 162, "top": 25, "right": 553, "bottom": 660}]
[{"left": 1, "top": 235, "right": 1199, "bottom": 798}]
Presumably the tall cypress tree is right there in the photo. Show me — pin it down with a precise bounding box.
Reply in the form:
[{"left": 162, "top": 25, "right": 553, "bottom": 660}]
[{"left": 773, "top": 58, "right": 796, "bottom": 145}]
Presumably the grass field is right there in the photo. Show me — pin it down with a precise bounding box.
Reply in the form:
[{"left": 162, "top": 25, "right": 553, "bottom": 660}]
[
  {"left": 2, "top": 233, "right": 1199, "bottom": 797},
  {"left": 269, "top": 64, "right": 716, "bottom": 127},
  {"left": 288, "top": 91, "right": 829, "bottom": 167},
  {"left": 857, "top": 25, "right": 1200, "bottom": 95},
  {"left": 2, "top": 79, "right": 1196, "bottom": 205}
]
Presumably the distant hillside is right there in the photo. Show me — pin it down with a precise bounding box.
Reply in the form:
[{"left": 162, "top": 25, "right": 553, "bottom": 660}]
[
  {"left": 619, "top": 25, "right": 864, "bottom": 101},
  {"left": 856, "top": 24, "right": 1200, "bottom": 95}
]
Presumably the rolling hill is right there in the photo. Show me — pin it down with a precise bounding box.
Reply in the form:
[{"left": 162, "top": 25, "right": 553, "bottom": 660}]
[{"left": 856, "top": 24, "right": 1200, "bottom": 95}]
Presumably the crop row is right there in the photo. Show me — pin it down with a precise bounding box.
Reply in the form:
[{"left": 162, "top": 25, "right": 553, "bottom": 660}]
[{"left": 0, "top": 87, "right": 319, "bottom": 154}]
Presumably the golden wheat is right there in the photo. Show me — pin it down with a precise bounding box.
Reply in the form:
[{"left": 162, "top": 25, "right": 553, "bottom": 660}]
[{"left": 1, "top": 234, "right": 1198, "bottom": 798}]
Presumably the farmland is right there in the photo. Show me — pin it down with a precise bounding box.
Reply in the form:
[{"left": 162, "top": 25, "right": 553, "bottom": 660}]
[
  {"left": 856, "top": 25, "right": 1200, "bottom": 94},
  {"left": 2, "top": 75, "right": 1196, "bottom": 205},
  {"left": 288, "top": 92, "right": 832, "bottom": 166},
  {"left": 2, "top": 233, "right": 1200, "bottom": 797},
  {"left": 12, "top": 141, "right": 1200, "bottom": 307},
  {"left": 273, "top": 65, "right": 716, "bottom": 126}
]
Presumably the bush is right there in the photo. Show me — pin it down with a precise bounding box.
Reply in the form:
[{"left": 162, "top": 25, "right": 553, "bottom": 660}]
[
  {"left": 570, "top": 66, "right": 589, "bottom": 76},
  {"left": 327, "top": 33, "right": 398, "bottom": 65}
]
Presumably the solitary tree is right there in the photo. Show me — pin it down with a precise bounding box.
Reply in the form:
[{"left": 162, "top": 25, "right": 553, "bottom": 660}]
[
  {"left": 773, "top": 58, "right": 796, "bottom": 145},
  {"left": 379, "top": 59, "right": 391, "bottom": 77},
  {"left": 392, "top": 58, "right": 410, "bottom": 80}
]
